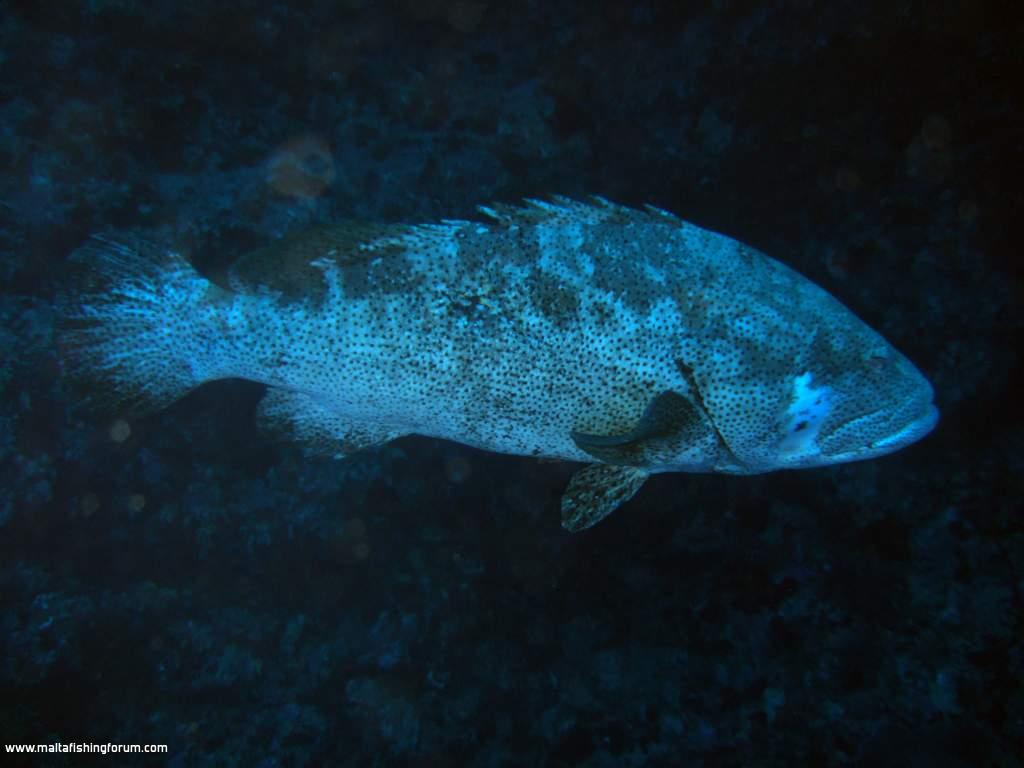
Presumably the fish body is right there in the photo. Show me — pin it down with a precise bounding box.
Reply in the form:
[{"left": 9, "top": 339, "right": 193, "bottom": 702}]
[{"left": 60, "top": 198, "right": 938, "bottom": 530}]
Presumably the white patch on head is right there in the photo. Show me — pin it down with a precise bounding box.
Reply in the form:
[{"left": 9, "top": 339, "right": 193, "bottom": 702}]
[{"left": 778, "top": 372, "right": 833, "bottom": 457}]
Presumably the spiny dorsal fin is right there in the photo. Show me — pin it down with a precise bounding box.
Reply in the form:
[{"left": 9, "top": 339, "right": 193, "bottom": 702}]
[
  {"left": 561, "top": 464, "right": 650, "bottom": 532},
  {"left": 475, "top": 196, "right": 651, "bottom": 229}
]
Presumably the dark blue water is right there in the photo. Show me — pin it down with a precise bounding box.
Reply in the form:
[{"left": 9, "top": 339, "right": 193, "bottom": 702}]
[{"left": 1, "top": 1, "right": 1020, "bottom": 765}]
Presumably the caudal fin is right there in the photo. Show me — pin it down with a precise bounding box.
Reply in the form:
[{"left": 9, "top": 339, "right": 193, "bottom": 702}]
[{"left": 57, "top": 236, "right": 229, "bottom": 412}]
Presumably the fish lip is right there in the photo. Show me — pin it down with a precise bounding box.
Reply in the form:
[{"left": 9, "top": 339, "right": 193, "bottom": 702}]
[
  {"left": 820, "top": 394, "right": 938, "bottom": 462},
  {"left": 869, "top": 399, "right": 939, "bottom": 451}
]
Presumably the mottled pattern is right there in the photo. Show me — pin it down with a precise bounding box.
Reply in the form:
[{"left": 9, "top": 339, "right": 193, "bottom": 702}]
[{"left": 60, "top": 198, "right": 937, "bottom": 528}]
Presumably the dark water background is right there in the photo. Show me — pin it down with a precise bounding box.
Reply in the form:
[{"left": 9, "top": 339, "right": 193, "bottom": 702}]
[{"left": 1, "top": 1, "right": 1021, "bottom": 765}]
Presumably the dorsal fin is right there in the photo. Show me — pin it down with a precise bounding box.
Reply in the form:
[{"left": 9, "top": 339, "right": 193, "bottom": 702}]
[
  {"left": 216, "top": 222, "right": 410, "bottom": 303},
  {"left": 475, "top": 196, "right": 643, "bottom": 229}
]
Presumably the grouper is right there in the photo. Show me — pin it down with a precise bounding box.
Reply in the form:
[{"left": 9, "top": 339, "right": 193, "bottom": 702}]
[{"left": 59, "top": 198, "right": 938, "bottom": 531}]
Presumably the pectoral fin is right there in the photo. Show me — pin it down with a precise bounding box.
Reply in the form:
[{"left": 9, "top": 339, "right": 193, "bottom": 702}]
[
  {"left": 571, "top": 390, "right": 707, "bottom": 466},
  {"left": 561, "top": 464, "right": 650, "bottom": 532}
]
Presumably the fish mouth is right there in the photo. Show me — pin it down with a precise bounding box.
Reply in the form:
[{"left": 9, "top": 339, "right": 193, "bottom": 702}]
[
  {"left": 869, "top": 400, "right": 939, "bottom": 451},
  {"left": 820, "top": 392, "right": 939, "bottom": 462}
]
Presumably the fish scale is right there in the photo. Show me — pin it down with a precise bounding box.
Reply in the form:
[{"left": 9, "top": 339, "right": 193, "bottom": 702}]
[{"left": 58, "top": 198, "right": 938, "bottom": 531}]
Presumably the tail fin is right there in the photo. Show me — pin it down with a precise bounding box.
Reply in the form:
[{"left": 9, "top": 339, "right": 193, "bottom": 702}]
[{"left": 57, "top": 236, "right": 228, "bottom": 412}]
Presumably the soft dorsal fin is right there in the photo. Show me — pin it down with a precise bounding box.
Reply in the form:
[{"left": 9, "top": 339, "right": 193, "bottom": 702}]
[
  {"left": 218, "top": 222, "right": 408, "bottom": 302},
  {"left": 570, "top": 389, "right": 708, "bottom": 466},
  {"left": 561, "top": 464, "right": 650, "bottom": 532}
]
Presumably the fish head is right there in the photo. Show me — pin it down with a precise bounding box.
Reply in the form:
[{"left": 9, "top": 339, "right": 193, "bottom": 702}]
[
  {"left": 758, "top": 345, "right": 938, "bottom": 470},
  {"left": 682, "top": 279, "right": 939, "bottom": 474}
]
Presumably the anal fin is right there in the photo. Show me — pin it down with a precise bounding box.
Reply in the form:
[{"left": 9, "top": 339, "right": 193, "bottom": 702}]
[
  {"left": 257, "top": 388, "right": 401, "bottom": 457},
  {"left": 561, "top": 464, "right": 649, "bottom": 532}
]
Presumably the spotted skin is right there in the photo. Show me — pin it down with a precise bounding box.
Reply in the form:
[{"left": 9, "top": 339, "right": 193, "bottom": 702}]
[{"left": 59, "top": 198, "right": 938, "bottom": 530}]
